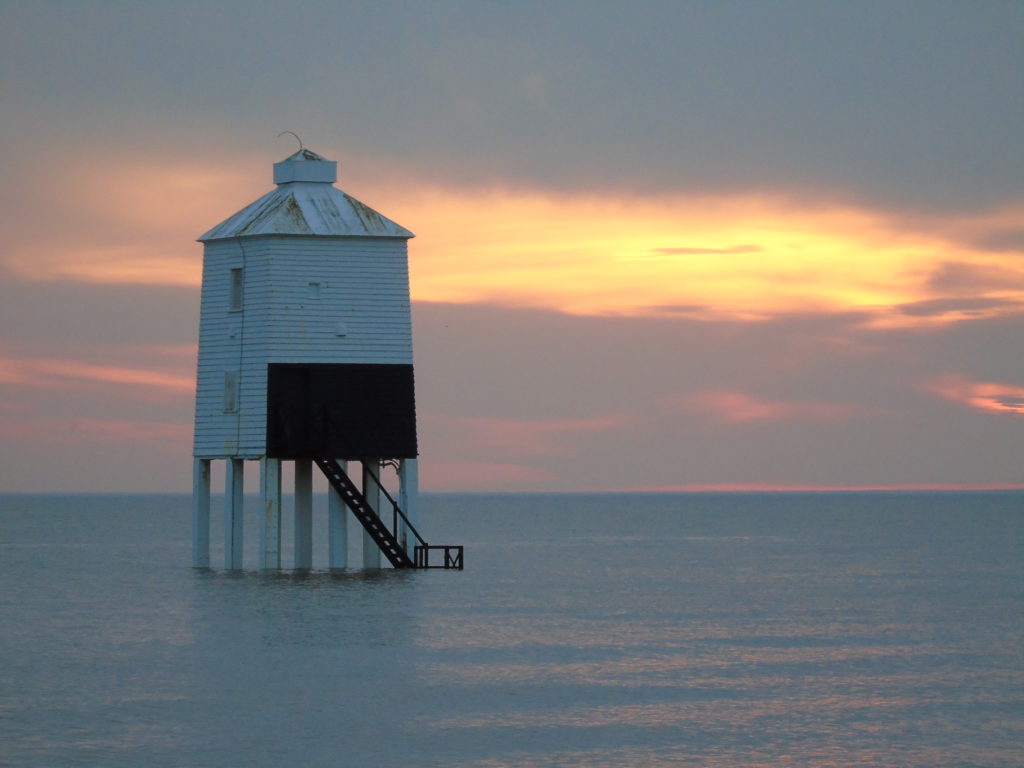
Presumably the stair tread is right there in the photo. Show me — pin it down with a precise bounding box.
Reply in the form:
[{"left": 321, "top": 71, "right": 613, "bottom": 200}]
[{"left": 313, "top": 457, "right": 415, "bottom": 569}]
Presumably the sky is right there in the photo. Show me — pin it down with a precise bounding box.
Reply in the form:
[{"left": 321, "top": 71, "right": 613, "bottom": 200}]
[{"left": 1, "top": 0, "right": 1022, "bottom": 492}]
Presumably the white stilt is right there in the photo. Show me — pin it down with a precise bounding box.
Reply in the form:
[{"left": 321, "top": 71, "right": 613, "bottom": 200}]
[
  {"left": 192, "top": 458, "right": 211, "bottom": 568},
  {"left": 398, "top": 458, "right": 420, "bottom": 556},
  {"left": 362, "top": 459, "right": 382, "bottom": 568},
  {"left": 293, "top": 458, "right": 313, "bottom": 569},
  {"left": 225, "top": 458, "right": 245, "bottom": 569},
  {"left": 260, "top": 457, "right": 282, "bottom": 570},
  {"left": 328, "top": 459, "right": 349, "bottom": 569}
]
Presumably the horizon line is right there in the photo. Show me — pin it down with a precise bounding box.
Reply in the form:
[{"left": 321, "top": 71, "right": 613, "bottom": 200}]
[
  {"left": 2, "top": 483, "right": 1023, "bottom": 496},
  {"left": 622, "top": 482, "right": 1024, "bottom": 493}
]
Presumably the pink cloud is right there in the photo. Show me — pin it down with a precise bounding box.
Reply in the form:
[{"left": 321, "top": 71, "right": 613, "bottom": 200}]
[
  {"left": 0, "top": 415, "right": 190, "bottom": 445},
  {"left": 419, "top": 460, "right": 557, "bottom": 490},
  {"left": 0, "top": 357, "right": 193, "bottom": 393},
  {"left": 924, "top": 375, "right": 1024, "bottom": 416},
  {"left": 681, "top": 390, "right": 856, "bottom": 423},
  {"left": 630, "top": 481, "right": 1024, "bottom": 492},
  {"left": 3, "top": 151, "right": 256, "bottom": 286},
  {"left": 427, "top": 413, "right": 629, "bottom": 456}
]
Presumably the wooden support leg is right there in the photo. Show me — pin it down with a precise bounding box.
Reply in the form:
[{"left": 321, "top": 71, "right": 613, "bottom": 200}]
[
  {"left": 398, "top": 458, "right": 420, "bottom": 554},
  {"left": 192, "top": 458, "right": 211, "bottom": 568},
  {"left": 260, "top": 457, "right": 282, "bottom": 570},
  {"left": 328, "top": 459, "right": 349, "bottom": 569},
  {"left": 361, "top": 459, "right": 381, "bottom": 568},
  {"left": 293, "top": 458, "right": 313, "bottom": 569},
  {"left": 225, "top": 458, "right": 244, "bottom": 569}
]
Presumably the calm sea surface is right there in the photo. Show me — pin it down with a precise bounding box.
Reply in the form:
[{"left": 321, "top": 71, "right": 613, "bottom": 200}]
[{"left": 1, "top": 492, "right": 1021, "bottom": 767}]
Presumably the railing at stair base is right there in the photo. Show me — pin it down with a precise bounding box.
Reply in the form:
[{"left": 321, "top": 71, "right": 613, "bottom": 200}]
[
  {"left": 414, "top": 544, "right": 464, "bottom": 570},
  {"left": 363, "top": 462, "right": 465, "bottom": 571}
]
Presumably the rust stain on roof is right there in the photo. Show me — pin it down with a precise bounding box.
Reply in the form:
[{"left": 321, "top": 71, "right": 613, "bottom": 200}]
[
  {"left": 199, "top": 186, "right": 413, "bottom": 241},
  {"left": 344, "top": 194, "right": 390, "bottom": 234}
]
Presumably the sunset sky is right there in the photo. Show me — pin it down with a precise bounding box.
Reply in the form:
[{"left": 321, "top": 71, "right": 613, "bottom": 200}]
[{"left": 1, "top": 0, "right": 1021, "bottom": 492}]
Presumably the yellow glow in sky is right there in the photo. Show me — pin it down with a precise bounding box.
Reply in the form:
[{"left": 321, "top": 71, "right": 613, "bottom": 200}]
[
  {"left": 6, "top": 155, "right": 1022, "bottom": 327},
  {"left": 395, "top": 189, "right": 1024, "bottom": 325}
]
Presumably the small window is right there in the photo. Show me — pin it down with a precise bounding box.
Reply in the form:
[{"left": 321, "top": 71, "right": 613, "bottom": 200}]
[
  {"left": 229, "top": 268, "right": 244, "bottom": 311},
  {"left": 224, "top": 371, "right": 239, "bottom": 413},
  {"left": 308, "top": 282, "right": 321, "bottom": 299}
]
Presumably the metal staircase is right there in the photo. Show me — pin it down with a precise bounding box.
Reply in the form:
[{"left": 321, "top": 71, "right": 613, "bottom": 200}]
[{"left": 313, "top": 457, "right": 463, "bottom": 570}]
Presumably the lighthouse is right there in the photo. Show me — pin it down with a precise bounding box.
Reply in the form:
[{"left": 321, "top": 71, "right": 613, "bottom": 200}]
[{"left": 190, "top": 147, "right": 461, "bottom": 571}]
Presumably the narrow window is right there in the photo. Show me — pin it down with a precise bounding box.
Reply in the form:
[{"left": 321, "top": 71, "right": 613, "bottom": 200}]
[
  {"left": 307, "top": 282, "right": 321, "bottom": 299},
  {"left": 229, "top": 268, "right": 244, "bottom": 311},
  {"left": 224, "top": 371, "right": 239, "bottom": 413}
]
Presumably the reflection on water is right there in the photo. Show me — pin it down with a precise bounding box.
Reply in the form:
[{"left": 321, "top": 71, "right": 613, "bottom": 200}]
[{"left": 1, "top": 491, "right": 1021, "bottom": 767}]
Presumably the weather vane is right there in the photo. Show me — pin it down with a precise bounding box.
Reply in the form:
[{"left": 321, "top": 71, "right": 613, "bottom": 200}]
[{"left": 277, "top": 131, "right": 304, "bottom": 152}]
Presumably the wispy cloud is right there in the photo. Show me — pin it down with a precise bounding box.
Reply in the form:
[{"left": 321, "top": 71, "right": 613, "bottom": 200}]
[
  {"left": 3, "top": 152, "right": 256, "bottom": 286},
  {"left": 6, "top": 145, "right": 1023, "bottom": 329},
  {"left": 0, "top": 415, "right": 190, "bottom": 444},
  {"left": 926, "top": 260, "right": 1024, "bottom": 295},
  {"left": 924, "top": 376, "right": 1024, "bottom": 416},
  {"left": 0, "top": 357, "right": 193, "bottom": 393},
  {"left": 419, "top": 460, "right": 558, "bottom": 490},
  {"left": 426, "top": 413, "right": 629, "bottom": 456},
  {"left": 896, "top": 297, "right": 1019, "bottom": 318},
  {"left": 681, "top": 390, "right": 856, "bottom": 424},
  {"left": 644, "top": 244, "right": 764, "bottom": 257},
  {"left": 395, "top": 189, "right": 1024, "bottom": 325}
]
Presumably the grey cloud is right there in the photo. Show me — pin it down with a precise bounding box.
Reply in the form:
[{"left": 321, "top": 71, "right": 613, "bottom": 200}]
[
  {"left": 2, "top": 0, "right": 1023, "bottom": 491},
  {"left": 0, "top": 267, "right": 198, "bottom": 348},
  {"left": 995, "top": 395, "right": 1024, "bottom": 411},
  {"left": 2, "top": 290, "right": 1020, "bottom": 490},
  {"left": 412, "top": 300, "right": 1024, "bottom": 490},
  {"left": 2, "top": 1, "right": 1022, "bottom": 212},
  {"left": 927, "top": 261, "right": 1024, "bottom": 296},
  {"left": 645, "top": 304, "right": 712, "bottom": 316},
  {"left": 897, "top": 297, "right": 1020, "bottom": 317},
  {"left": 972, "top": 229, "right": 1024, "bottom": 253}
]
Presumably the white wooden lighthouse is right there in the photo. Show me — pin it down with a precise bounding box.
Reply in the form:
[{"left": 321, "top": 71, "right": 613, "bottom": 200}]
[{"left": 191, "top": 147, "right": 461, "bottom": 571}]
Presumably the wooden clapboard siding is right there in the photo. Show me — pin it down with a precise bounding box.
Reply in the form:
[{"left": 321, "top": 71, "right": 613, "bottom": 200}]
[
  {"left": 193, "top": 234, "right": 413, "bottom": 459},
  {"left": 265, "top": 236, "right": 413, "bottom": 365},
  {"left": 194, "top": 238, "right": 267, "bottom": 458}
]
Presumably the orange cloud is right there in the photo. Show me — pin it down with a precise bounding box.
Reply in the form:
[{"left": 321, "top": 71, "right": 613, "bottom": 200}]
[
  {"left": 4, "top": 152, "right": 258, "bottom": 285},
  {"left": 924, "top": 376, "right": 1024, "bottom": 416},
  {"left": 0, "top": 414, "right": 190, "bottom": 444},
  {"left": 0, "top": 357, "right": 193, "bottom": 393},
  {"left": 681, "top": 390, "right": 856, "bottom": 424},
  {"left": 392, "top": 189, "right": 1024, "bottom": 325},
  {"left": 7, "top": 149, "right": 1023, "bottom": 327}
]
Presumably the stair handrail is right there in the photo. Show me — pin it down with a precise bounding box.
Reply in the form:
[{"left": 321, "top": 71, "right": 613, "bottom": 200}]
[
  {"left": 363, "top": 462, "right": 429, "bottom": 550},
  {"left": 313, "top": 457, "right": 414, "bottom": 568}
]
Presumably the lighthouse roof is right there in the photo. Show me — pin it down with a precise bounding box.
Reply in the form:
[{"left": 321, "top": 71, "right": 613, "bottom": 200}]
[{"left": 199, "top": 149, "right": 414, "bottom": 241}]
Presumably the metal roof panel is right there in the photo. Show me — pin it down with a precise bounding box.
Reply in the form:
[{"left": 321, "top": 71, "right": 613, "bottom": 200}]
[{"left": 199, "top": 149, "right": 414, "bottom": 241}]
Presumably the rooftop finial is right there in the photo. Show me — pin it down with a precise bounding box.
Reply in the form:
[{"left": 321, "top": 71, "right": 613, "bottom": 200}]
[{"left": 277, "top": 130, "right": 304, "bottom": 153}]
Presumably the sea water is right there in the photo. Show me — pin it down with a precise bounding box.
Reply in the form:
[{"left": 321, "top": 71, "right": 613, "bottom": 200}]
[{"left": 1, "top": 492, "right": 1021, "bottom": 767}]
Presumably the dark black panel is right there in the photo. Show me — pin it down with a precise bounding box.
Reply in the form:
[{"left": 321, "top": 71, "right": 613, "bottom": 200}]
[{"left": 267, "top": 363, "right": 417, "bottom": 459}]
